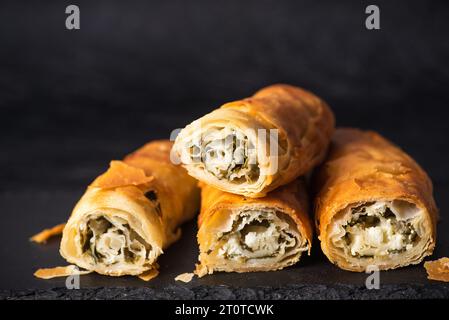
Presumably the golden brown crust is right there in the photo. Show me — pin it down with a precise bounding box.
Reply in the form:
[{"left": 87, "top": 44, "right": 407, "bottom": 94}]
[
  {"left": 124, "top": 141, "right": 201, "bottom": 240},
  {"left": 173, "top": 84, "right": 335, "bottom": 198},
  {"left": 59, "top": 140, "right": 200, "bottom": 277},
  {"left": 91, "top": 161, "right": 154, "bottom": 189},
  {"left": 248, "top": 84, "right": 335, "bottom": 193},
  {"left": 196, "top": 179, "right": 313, "bottom": 275},
  {"left": 314, "top": 128, "right": 437, "bottom": 271}
]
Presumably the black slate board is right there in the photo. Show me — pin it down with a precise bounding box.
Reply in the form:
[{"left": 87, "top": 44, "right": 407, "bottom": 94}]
[
  {"left": 1, "top": 0, "right": 449, "bottom": 299},
  {"left": 0, "top": 186, "right": 448, "bottom": 299}
]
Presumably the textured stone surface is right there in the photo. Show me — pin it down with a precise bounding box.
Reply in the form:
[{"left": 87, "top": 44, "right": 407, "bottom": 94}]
[{"left": 3, "top": 284, "right": 449, "bottom": 300}]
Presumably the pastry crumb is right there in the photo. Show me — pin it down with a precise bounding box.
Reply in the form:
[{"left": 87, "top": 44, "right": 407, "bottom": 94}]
[
  {"left": 424, "top": 257, "right": 449, "bottom": 282},
  {"left": 34, "top": 265, "right": 91, "bottom": 279},
  {"left": 30, "top": 223, "right": 65, "bottom": 244},
  {"left": 175, "top": 272, "right": 194, "bottom": 283},
  {"left": 138, "top": 269, "right": 159, "bottom": 281}
]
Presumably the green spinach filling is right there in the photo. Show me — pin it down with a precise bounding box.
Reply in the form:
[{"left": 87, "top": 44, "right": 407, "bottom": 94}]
[
  {"left": 216, "top": 210, "right": 299, "bottom": 262},
  {"left": 190, "top": 128, "right": 259, "bottom": 183},
  {"left": 80, "top": 216, "right": 151, "bottom": 266}
]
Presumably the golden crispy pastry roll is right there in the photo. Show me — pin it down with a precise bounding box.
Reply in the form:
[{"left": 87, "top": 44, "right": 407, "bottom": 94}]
[
  {"left": 60, "top": 140, "right": 200, "bottom": 276},
  {"left": 172, "top": 84, "right": 334, "bottom": 198},
  {"left": 196, "top": 179, "right": 313, "bottom": 276},
  {"left": 314, "top": 128, "right": 437, "bottom": 272}
]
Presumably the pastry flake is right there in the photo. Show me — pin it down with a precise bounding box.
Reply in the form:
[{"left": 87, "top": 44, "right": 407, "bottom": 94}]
[
  {"left": 34, "top": 265, "right": 91, "bottom": 279},
  {"left": 30, "top": 223, "right": 65, "bottom": 244},
  {"left": 424, "top": 257, "right": 449, "bottom": 282},
  {"left": 138, "top": 268, "right": 159, "bottom": 282},
  {"left": 175, "top": 273, "right": 194, "bottom": 283}
]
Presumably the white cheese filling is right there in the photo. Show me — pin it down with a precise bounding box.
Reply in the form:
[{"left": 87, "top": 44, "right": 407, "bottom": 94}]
[
  {"left": 217, "top": 210, "right": 303, "bottom": 261},
  {"left": 345, "top": 217, "right": 414, "bottom": 257},
  {"left": 339, "top": 202, "right": 418, "bottom": 258},
  {"left": 184, "top": 127, "right": 258, "bottom": 183},
  {"left": 80, "top": 216, "right": 152, "bottom": 268}
]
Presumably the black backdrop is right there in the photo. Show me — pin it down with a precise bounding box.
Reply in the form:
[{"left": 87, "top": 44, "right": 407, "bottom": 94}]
[
  {"left": 1, "top": 0, "right": 449, "bottom": 191},
  {"left": 1, "top": 0, "right": 449, "bottom": 294},
  {"left": 0, "top": 0, "right": 448, "bottom": 207}
]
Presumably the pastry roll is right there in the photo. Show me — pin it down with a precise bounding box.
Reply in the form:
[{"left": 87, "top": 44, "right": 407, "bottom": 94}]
[
  {"left": 195, "top": 179, "right": 312, "bottom": 276},
  {"left": 314, "top": 128, "right": 437, "bottom": 272},
  {"left": 60, "top": 140, "right": 200, "bottom": 276},
  {"left": 172, "top": 84, "right": 334, "bottom": 198}
]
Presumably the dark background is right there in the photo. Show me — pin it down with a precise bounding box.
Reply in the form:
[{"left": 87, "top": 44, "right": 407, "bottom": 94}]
[{"left": 1, "top": 0, "right": 449, "bottom": 298}]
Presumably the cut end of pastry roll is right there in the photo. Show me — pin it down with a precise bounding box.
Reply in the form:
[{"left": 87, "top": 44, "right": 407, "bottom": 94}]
[
  {"left": 174, "top": 122, "right": 265, "bottom": 197},
  {"left": 60, "top": 140, "right": 200, "bottom": 277},
  {"left": 315, "top": 128, "right": 437, "bottom": 272},
  {"left": 195, "top": 181, "right": 312, "bottom": 276},
  {"left": 60, "top": 161, "right": 167, "bottom": 276},
  {"left": 324, "top": 200, "right": 435, "bottom": 272},
  {"left": 196, "top": 208, "right": 309, "bottom": 276},
  {"left": 172, "top": 84, "right": 334, "bottom": 198},
  {"left": 60, "top": 188, "right": 165, "bottom": 276}
]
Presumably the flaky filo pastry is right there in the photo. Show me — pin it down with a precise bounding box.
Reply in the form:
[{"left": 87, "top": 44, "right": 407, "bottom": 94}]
[
  {"left": 195, "top": 179, "right": 313, "bottom": 276},
  {"left": 314, "top": 128, "right": 437, "bottom": 272},
  {"left": 172, "top": 84, "right": 335, "bottom": 198},
  {"left": 60, "top": 140, "right": 200, "bottom": 277}
]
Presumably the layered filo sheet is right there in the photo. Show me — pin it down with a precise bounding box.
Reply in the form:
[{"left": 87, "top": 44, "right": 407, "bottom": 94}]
[
  {"left": 314, "top": 128, "right": 437, "bottom": 272},
  {"left": 59, "top": 140, "right": 200, "bottom": 277},
  {"left": 195, "top": 179, "right": 313, "bottom": 276},
  {"left": 172, "top": 84, "right": 335, "bottom": 198}
]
